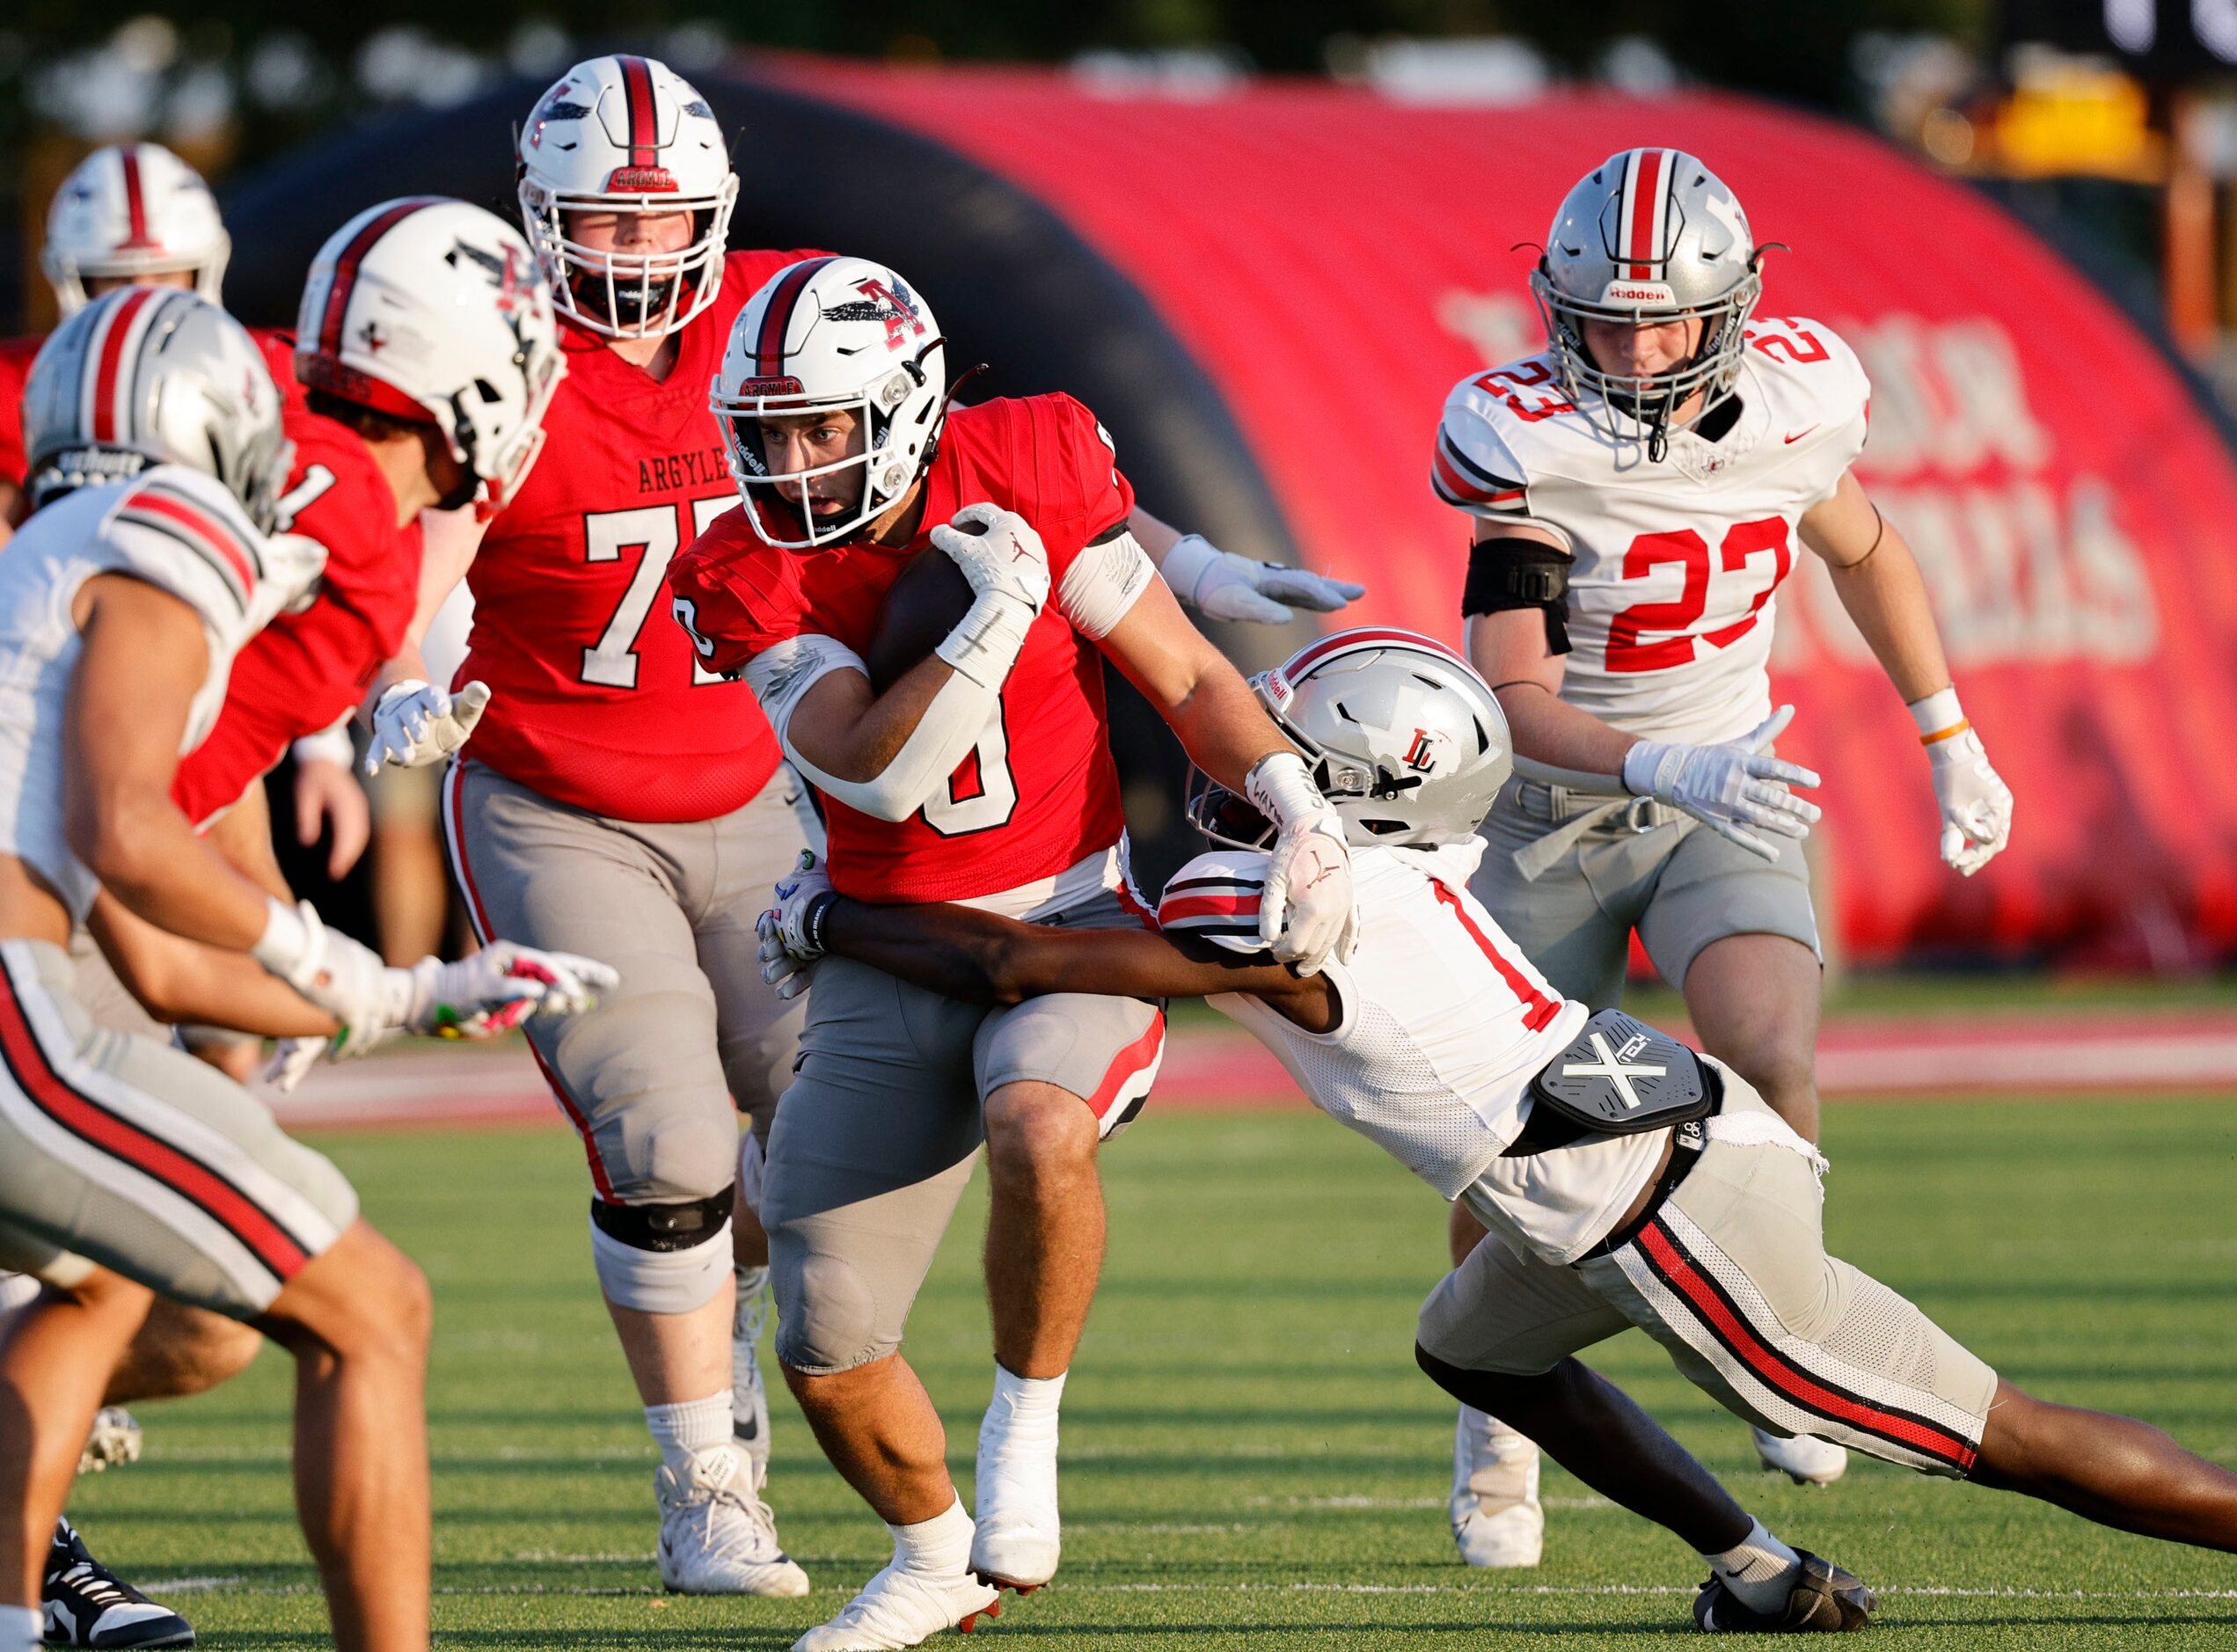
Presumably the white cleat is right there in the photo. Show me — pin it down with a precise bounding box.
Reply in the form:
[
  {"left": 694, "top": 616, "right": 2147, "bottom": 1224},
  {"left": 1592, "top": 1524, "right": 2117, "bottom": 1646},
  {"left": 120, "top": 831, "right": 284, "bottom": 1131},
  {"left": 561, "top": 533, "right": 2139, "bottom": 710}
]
[
  {"left": 1451, "top": 1406, "right": 1543, "bottom": 1568},
  {"left": 791, "top": 1560, "right": 1001, "bottom": 1651},
  {"left": 77, "top": 1407, "right": 143, "bottom": 1477},
  {"left": 1752, "top": 1426, "right": 1849, "bottom": 1486},
  {"left": 971, "top": 1415, "right": 1061, "bottom": 1591},
  {"left": 733, "top": 1265, "right": 772, "bottom": 1487},
  {"left": 655, "top": 1442, "right": 809, "bottom": 1597}
]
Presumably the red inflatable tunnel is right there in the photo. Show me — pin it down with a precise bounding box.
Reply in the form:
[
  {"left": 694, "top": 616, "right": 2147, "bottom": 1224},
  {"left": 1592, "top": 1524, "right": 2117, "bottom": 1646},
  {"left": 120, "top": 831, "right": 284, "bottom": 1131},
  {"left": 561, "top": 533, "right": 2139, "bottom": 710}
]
[{"left": 769, "top": 61, "right": 2237, "bottom": 965}]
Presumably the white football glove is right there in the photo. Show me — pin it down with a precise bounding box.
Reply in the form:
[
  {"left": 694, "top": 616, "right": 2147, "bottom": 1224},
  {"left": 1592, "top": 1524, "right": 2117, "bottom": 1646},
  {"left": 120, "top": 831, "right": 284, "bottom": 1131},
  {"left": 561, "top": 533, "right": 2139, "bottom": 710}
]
[
  {"left": 1159, "top": 534, "right": 1366, "bottom": 625},
  {"left": 1246, "top": 751, "right": 1360, "bottom": 975},
  {"left": 929, "top": 502, "right": 1050, "bottom": 689},
  {"left": 757, "top": 851, "right": 836, "bottom": 1001},
  {"left": 1621, "top": 705, "right": 1823, "bottom": 863},
  {"left": 260, "top": 939, "right": 618, "bottom": 1093},
  {"left": 364, "top": 678, "right": 492, "bottom": 776},
  {"left": 1926, "top": 727, "right": 2013, "bottom": 876}
]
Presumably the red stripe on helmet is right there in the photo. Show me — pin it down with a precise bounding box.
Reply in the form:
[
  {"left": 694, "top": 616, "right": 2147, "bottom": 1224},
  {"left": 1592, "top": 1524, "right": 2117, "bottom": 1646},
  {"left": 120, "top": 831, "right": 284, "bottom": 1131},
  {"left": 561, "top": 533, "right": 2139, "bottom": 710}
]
[
  {"left": 1282, "top": 626, "right": 1467, "bottom": 682},
  {"left": 314, "top": 198, "right": 438, "bottom": 362},
  {"left": 617, "top": 55, "right": 659, "bottom": 170},
  {"left": 1627, "top": 148, "right": 1664, "bottom": 280},
  {"left": 118, "top": 146, "right": 159, "bottom": 252},
  {"left": 89, "top": 285, "right": 159, "bottom": 444},
  {"left": 752, "top": 256, "right": 838, "bottom": 381}
]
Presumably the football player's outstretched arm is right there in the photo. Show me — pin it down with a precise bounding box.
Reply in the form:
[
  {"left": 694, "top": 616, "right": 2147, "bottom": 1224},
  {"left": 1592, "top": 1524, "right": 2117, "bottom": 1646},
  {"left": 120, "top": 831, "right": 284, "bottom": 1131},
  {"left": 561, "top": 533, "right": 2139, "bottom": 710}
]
[
  {"left": 364, "top": 505, "right": 492, "bottom": 774},
  {"left": 86, "top": 890, "right": 337, "bottom": 1038},
  {"left": 815, "top": 896, "right": 1326, "bottom": 1018},
  {"left": 1129, "top": 507, "right": 1365, "bottom": 625},
  {"left": 1801, "top": 471, "right": 2014, "bottom": 874}
]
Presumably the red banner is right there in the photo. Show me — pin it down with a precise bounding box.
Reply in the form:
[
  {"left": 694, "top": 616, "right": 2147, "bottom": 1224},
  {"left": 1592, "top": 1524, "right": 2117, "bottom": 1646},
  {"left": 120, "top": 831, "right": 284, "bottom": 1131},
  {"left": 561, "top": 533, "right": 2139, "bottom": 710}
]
[{"left": 779, "top": 62, "right": 2237, "bottom": 962}]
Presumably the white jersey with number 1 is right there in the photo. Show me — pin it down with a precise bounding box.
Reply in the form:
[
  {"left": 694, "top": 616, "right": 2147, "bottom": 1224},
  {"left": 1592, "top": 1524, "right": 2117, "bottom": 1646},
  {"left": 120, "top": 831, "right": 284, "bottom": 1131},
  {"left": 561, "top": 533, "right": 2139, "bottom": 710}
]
[
  {"left": 1157, "top": 839, "right": 1670, "bottom": 1267},
  {"left": 1433, "top": 317, "right": 1869, "bottom": 747}
]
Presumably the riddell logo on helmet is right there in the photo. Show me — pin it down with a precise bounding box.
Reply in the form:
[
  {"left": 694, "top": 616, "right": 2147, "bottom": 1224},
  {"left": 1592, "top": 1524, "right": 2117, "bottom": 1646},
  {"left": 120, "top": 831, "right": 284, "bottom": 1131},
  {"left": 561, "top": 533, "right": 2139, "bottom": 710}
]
[
  {"left": 741, "top": 376, "right": 803, "bottom": 397},
  {"left": 1600, "top": 281, "right": 1675, "bottom": 304},
  {"left": 603, "top": 166, "right": 677, "bottom": 193}
]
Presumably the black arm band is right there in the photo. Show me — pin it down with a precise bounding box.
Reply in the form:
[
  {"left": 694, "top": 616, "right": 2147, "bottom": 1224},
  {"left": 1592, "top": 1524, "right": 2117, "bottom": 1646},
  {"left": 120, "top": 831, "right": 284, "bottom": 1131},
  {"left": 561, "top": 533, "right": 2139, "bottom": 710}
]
[{"left": 1461, "top": 538, "right": 1573, "bottom": 654}]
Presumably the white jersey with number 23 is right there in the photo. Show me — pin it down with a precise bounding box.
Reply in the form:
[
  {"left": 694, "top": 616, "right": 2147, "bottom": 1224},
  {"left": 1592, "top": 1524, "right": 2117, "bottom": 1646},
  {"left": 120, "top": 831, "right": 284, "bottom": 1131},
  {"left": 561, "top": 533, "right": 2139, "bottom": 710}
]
[{"left": 1433, "top": 316, "right": 1869, "bottom": 747}]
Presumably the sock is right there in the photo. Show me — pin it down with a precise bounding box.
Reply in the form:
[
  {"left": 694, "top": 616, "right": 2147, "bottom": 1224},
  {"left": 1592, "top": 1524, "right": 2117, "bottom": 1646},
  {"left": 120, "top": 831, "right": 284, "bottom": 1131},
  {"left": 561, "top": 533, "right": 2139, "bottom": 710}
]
[
  {"left": 983, "top": 1363, "right": 1065, "bottom": 1451},
  {"left": 645, "top": 1393, "right": 732, "bottom": 1473},
  {"left": 1701, "top": 1517, "right": 1802, "bottom": 1613},
  {"left": 889, "top": 1495, "right": 974, "bottom": 1577},
  {"left": 0, "top": 1604, "right": 40, "bottom": 1652}
]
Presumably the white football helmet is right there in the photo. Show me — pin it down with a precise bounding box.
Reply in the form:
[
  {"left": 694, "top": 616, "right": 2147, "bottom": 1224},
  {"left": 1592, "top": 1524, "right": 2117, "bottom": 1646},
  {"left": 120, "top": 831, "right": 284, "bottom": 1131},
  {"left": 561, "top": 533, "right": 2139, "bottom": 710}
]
[
  {"left": 515, "top": 54, "right": 739, "bottom": 340},
  {"left": 1532, "top": 148, "right": 1763, "bottom": 457},
  {"left": 42, "top": 143, "right": 231, "bottom": 318},
  {"left": 24, "top": 286, "right": 290, "bottom": 530},
  {"left": 1188, "top": 628, "right": 1513, "bottom": 851},
  {"left": 296, "top": 198, "right": 566, "bottom": 514},
  {"left": 713, "top": 255, "right": 949, "bottom": 550}
]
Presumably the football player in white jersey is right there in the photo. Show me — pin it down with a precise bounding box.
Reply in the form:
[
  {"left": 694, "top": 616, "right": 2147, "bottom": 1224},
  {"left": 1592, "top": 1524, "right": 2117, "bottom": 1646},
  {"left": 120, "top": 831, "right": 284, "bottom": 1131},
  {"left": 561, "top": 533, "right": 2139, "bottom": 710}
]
[
  {"left": 763, "top": 630, "right": 2237, "bottom": 1641},
  {"left": 0, "top": 289, "right": 610, "bottom": 1652},
  {"left": 1424, "top": 147, "right": 2017, "bottom": 1539}
]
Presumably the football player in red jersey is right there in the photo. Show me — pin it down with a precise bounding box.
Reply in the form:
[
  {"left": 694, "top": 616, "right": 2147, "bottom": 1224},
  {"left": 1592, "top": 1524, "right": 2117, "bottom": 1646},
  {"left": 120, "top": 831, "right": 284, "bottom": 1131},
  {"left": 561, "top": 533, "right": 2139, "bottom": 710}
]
[
  {"left": 666, "top": 253, "right": 1359, "bottom": 1650},
  {"left": 366, "top": 56, "right": 1365, "bottom": 1602}
]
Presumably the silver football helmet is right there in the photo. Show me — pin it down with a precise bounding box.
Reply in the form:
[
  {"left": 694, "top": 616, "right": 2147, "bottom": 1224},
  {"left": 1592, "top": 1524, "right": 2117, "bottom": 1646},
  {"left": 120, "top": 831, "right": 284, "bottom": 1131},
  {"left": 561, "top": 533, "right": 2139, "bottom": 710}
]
[
  {"left": 1531, "top": 148, "right": 1763, "bottom": 458},
  {"left": 24, "top": 286, "right": 291, "bottom": 530},
  {"left": 1188, "top": 628, "right": 1513, "bottom": 851}
]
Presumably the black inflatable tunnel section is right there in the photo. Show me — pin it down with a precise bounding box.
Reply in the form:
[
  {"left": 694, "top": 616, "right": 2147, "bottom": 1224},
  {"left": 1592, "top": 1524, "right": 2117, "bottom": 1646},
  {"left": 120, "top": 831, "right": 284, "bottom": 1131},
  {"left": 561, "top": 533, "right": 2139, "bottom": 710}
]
[{"left": 221, "top": 62, "right": 1303, "bottom": 884}]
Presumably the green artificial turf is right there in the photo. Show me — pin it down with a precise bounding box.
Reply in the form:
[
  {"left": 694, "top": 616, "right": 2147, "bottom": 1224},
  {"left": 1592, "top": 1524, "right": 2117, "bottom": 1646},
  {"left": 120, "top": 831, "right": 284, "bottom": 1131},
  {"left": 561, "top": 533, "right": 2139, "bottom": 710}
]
[{"left": 59, "top": 1093, "right": 2237, "bottom": 1648}]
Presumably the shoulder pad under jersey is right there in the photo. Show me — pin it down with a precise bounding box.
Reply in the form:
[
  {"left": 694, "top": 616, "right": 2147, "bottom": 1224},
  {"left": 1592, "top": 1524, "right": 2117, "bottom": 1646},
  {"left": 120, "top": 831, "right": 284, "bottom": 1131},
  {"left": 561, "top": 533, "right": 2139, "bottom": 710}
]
[{"left": 1158, "top": 850, "right": 1274, "bottom": 955}]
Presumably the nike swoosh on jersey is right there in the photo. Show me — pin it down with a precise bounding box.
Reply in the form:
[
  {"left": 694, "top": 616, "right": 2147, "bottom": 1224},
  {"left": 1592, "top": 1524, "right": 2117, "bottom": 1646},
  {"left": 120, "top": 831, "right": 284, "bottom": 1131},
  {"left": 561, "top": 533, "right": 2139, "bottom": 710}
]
[{"left": 1783, "top": 425, "right": 1819, "bottom": 444}]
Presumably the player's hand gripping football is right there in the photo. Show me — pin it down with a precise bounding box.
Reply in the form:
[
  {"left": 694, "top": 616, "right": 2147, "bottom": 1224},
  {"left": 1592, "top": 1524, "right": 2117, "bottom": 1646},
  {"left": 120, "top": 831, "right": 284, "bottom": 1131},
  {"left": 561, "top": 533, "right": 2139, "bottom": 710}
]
[
  {"left": 928, "top": 503, "right": 1051, "bottom": 689},
  {"left": 1621, "top": 705, "right": 1823, "bottom": 863},
  {"left": 1926, "top": 727, "right": 2013, "bottom": 876},
  {"left": 1160, "top": 533, "right": 1367, "bottom": 625},
  {"left": 1246, "top": 751, "right": 1360, "bottom": 974},
  {"left": 260, "top": 925, "right": 618, "bottom": 1092},
  {"left": 757, "top": 851, "right": 837, "bottom": 1001},
  {"left": 364, "top": 677, "right": 493, "bottom": 775}
]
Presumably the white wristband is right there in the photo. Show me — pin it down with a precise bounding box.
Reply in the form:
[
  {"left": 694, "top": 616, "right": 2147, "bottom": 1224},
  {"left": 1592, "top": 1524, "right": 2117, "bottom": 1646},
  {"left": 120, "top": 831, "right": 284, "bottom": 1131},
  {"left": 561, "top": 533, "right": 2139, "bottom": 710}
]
[
  {"left": 291, "top": 718, "right": 355, "bottom": 770},
  {"left": 1907, "top": 686, "right": 1966, "bottom": 746},
  {"left": 1244, "top": 749, "right": 1326, "bottom": 827},
  {"left": 934, "top": 592, "right": 1037, "bottom": 691},
  {"left": 250, "top": 895, "right": 315, "bottom": 979},
  {"left": 1158, "top": 533, "right": 1221, "bottom": 606}
]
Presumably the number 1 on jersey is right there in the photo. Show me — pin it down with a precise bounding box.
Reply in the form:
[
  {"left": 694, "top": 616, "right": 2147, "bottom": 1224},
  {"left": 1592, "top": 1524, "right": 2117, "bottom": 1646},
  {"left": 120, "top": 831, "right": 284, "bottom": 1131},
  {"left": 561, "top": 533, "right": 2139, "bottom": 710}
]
[{"left": 581, "top": 497, "right": 738, "bottom": 689}]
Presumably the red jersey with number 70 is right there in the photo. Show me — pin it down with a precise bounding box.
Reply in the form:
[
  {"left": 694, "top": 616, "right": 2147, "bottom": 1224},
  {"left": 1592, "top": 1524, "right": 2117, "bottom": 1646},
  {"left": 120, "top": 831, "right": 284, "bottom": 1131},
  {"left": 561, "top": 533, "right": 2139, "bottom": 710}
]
[
  {"left": 666, "top": 393, "right": 1144, "bottom": 904},
  {"left": 456, "top": 248, "right": 827, "bottom": 822}
]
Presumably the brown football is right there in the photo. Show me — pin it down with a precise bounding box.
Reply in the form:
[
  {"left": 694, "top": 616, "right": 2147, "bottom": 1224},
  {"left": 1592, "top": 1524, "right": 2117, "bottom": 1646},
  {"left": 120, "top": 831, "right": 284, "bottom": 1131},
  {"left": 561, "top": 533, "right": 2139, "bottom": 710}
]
[{"left": 866, "top": 532, "right": 978, "bottom": 692}]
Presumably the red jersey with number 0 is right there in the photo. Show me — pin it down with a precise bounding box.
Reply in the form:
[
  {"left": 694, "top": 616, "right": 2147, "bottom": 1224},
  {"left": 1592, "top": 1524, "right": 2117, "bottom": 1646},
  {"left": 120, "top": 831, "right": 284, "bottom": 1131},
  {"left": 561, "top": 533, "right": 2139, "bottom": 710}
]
[
  {"left": 668, "top": 393, "right": 1140, "bottom": 903},
  {"left": 457, "top": 249, "right": 825, "bottom": 822},
  {"left": 171, "top": 406, "right": 423, "bottom": 822}
]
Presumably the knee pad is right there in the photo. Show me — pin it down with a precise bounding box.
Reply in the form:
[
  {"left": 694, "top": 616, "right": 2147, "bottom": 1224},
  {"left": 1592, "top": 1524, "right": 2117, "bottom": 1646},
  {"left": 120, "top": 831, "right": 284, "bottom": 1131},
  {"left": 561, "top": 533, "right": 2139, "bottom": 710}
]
[
  {"left": 770, "top": 1228, "right": 892, "bottom": 1374},
  {"left": 588, "top": 1188, "right": 735, "bottom": 1314}
]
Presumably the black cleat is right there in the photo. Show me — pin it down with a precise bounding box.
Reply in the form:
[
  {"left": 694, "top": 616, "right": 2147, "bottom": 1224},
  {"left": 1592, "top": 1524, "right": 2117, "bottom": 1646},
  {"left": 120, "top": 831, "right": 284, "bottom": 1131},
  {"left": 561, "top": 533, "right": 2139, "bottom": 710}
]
[
  {"left": 41, "top": 1521, "right": 194, "bottom": 1648},
  {"left": 1693, "top": 1549, "right": 1875, "bottom": 1633}
]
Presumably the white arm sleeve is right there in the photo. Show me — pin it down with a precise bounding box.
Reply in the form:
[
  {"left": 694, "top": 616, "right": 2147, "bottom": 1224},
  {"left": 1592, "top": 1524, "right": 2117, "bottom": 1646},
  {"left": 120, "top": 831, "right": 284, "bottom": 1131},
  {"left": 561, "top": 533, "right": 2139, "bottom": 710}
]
[
  {"left": 742, "top": 633, "right": 999, "bottom": 824},
  {"left": 1056, "top": 530, "right": 1155, "bottom": 640}
]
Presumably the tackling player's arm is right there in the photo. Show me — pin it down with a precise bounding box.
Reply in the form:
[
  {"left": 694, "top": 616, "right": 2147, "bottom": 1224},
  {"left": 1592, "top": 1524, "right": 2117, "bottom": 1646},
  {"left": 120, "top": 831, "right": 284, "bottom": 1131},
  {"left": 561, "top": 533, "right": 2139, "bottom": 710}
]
[{"left": 818, "top": 896, "right": 1335, "bottom": 1028}]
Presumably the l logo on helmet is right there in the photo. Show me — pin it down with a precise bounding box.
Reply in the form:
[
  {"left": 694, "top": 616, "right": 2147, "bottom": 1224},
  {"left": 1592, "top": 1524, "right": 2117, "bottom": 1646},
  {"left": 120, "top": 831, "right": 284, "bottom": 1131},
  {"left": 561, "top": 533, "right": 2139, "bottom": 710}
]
[{"left": 1403, "top": 728, "right": 1444, "bottom": 772}]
